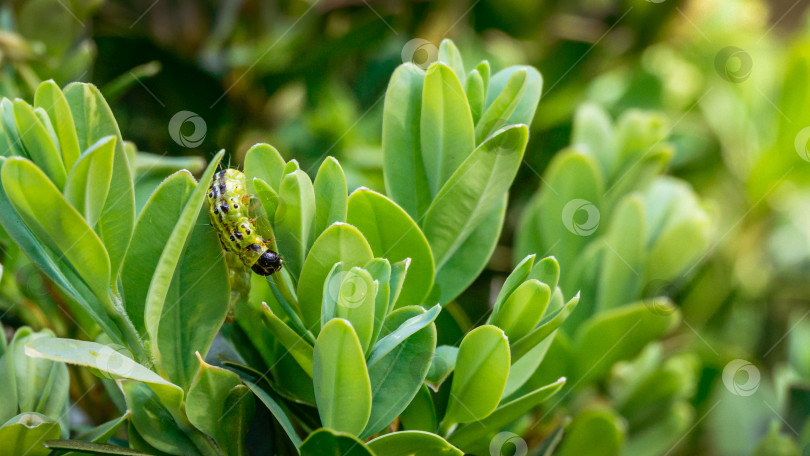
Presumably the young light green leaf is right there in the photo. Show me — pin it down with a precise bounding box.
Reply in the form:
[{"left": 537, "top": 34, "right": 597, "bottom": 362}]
[
  {"left": 313, "top": 157, "right": 347, "bottom": 236},
  {"left": 530, "top": 256, "right": 560, "bottom": 292},
  {"left": 347, "top": 188, "right": 434, "bottom": 308},
  {"left": 491, "top": 254, "right": 535, "bottom": 318},
  {"left": 475, "top": 69, "right": 528, "bottom": 144},
  {"left": 426, "top": 345, "right": 458, "bottom": 391},
  {"left": 334, "top": 267, "right": 377, "bottom": 353},
  {"left": 245, "top": 143, "right": 286, "bottom": 193},
  {"left": 64, "top": 136, "right": 115, "bottom": 228},
  {"left": 382, "top": 63, "right": 431, "bottom": 220},
  {"left": 421, "top": 63, "right": 475, "bottom": 196},
  {"left": 466, "top": 70, "right": 485, "bottom": 126},
  {"left": 274, "top": 169, "right": 316, "bottom": 280},
  {"left": 490, "top": 280, "right": 551, "bottom": 341},
  {"left": 143, "top": 150, "right": 223, "bottom": 365},
  {"left": 297, "top": 223, "right": 373, "bottom": 331},
  {"left": 484, "top": 66, "right": 543, "bottom": 127},
  {"left": 0, "top": 99, "right": 25, "bottom": 157},
  {"left": 438, "top": 39, "right": 465, "bottom": 84},
  {"left": 443, "top": 325, "right": 511, "bottom": 427},
  {"left": 34, "top": 80, "right": 81, "bottom": 171},
  {"left": 596, "top": 195, "right": 646, "bottom": 312},
  {"left": 364, "top": 258, "right": 391, "bottom": 347},
  {"left": 422, "top": 124, "right": 527, "bottom": 270},
  {"left": 368, "top": 431, "right": 463, "bottom": 456},
  {"left": 13, "top": 99, "right": 66, "bottom": 188},
  {"left": 366, "top": 304, "right": 441, "bottom": 367},
  {"left": 313, "top": 319, "right": 372, "bottom": 436},
  {"left": 511, "top": 293, "right": 579, "bottom": 361}
]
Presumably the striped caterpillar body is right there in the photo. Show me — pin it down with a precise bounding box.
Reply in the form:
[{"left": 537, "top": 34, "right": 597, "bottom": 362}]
[{"left": 207, "top": 169, "right": 282, "bottom": 276}]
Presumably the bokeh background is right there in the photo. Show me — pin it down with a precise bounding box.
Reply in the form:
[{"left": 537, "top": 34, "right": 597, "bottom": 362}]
[{"left": 3, "top": 0, "right": 810, "bottom": 454}]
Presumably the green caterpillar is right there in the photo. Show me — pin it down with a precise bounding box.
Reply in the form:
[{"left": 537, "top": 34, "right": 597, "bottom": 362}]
[{"left": 206, "top": 168, "right": 282, "bottom": 276}]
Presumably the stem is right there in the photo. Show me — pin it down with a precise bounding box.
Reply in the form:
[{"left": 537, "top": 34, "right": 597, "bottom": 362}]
[{"left": 106, "top": 292, "right": 151, "bottom": 367}]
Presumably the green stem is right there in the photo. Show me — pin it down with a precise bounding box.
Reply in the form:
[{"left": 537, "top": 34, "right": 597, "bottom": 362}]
[{"left": 106, "top": 292, "right": 151, "bottom": 367}]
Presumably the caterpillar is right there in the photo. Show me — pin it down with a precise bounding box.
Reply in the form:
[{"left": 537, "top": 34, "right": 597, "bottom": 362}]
[{"left": 207, "top": 168, "right": 283, "bottom": 276}]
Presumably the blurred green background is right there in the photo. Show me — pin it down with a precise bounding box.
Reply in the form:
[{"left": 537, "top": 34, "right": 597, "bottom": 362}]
[{"left": 4, "top": 0, "right": 810, "bottom": 454}]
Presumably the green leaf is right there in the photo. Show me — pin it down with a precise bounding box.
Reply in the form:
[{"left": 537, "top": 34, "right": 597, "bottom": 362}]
[
  {"left": 400, "top": 384, "right": 438, "bottom": 432},
  {"left": 571, "top": 103, "right": 615, "bottom": 178},
  {"left": 490, "top": 280, "right": 551, "bottom": 341},
  {"left": 297, "top": 223, "right": 373, "bottom": 331},
  {"left": 252, "top": 177, "right": 279, "bottom": 245},
  {"left": 511, "top": 293, "right": 579, "bottom": 362},
  {"left": 13, "top": 99, "right": 66, "bottom": 188},
  {"left": 347, "top": 188, "right": 434, "bottom": 308},
  {"left": 143, "top": 151, "right": 223, "bottom": 365},
  {"left": 34, "top": 80, "right": 81, "bottom": 171},
  {"left": 596, "top": 195, "right": 646, "bottom": 312},
  {"left": 122, "top": 171, "right": 196, "bottom": 338},
  {"left": 443, "top": 325, "right": 511, "bottom": 426},
  {"left": 515, "top": 149, "right": 603, "bottom": 294},
  {"left": 363, "top": 258, "right": 391, "bottom": 347},
  {"left": 155, "top": 210, "right": 230, "bottom": 389},
  {"left": 475, "top": 61, "right": 490, "bottom": 93},
  {"left": 484, "top": 66, "right": 543, "bottom": 127},
  {"left": 529, "top": 256, "right": 560, "bottom": 292},
  {"left": 366, "top": 304, "right": 441, "bottom": 367},
  {"left": 313, "top": 319, "right": 372, "bottom": 436},
  {"left": 448, "top": 378, "right": 565, "bottom": 453},
  {"left": 475, "top": 69, "right": 528, "bottom": 144},
  {"left": 382, "top": 63, "right": 431, "bottom": 220},
  {"left": 555, "top": 407, "right": 626, "bottom": 456},
  {"left": 426, "top": 345, "right": 457, "bottom": 391},
  {"left": 574, "top": 301, "right": 680, "bottom": 384},
  {"left": 274, "top": 169, "right": 316, "bottom": 280},
  {"left": 9, "top": 329, "right": 69, "bottom": 431},
  {"left": 0, "top": 413, "right": 61, "bottom": 456},
  {"left": 0, "top": 158, "right": 117, "bottom": 339},
  {"left": 421, "top": 63, "right": 475, "bottom": 196},
  {"left": 244, "top": 143, "right": 286, "bottom": 193},
  {"left": 332, "top": 267, "right": 377, "bottom": 352},
  {"left": 313, "top": 157, "right": 347, "bottom": 237},
  {"left": 24, "top": 338, "right": 184, "bottom": 412},
  {"left": 63, "top": 135, "right": 115, "bottom": 229},
  {"left": 73, "top": 412, "right": 129, "bottom": 444},
  {"left": 423, "top": 125, "right": 527, "bottom": 270},
  {"left": 299, "top": 428, "right": 374, "bottom": 456},
  {"left": 368, "top": 431, "right": 463, "bottom": 456},
  {"left": 0, "top": 99, "right": 25, "bottom": 157},
  {"left": 432, "top": 197, "right": 505, "bottom": 304},
  {"left": 438, "top": 39, "right": 466, "bottom": 84},
  {"left": 43, "top": 440, "right": 152, "bottom": 455},
  {"left": 120, "top": 381, "right": 197, "bottom": 455},
  {"left": 362, "top": 306, "right": 437, "bottom": 439},
  {"left": 2, "top": 157, "right": 111, "bottom": 301},
  {"left": 466, "top": 69, "right": 485, "bottom": 124},
  {"left": 64, "top": 82, "right": 134, "bottom": 282},
  {"left": 261, "top": 303, "right": 314, "bottom": 377},
  {"left": 186, "top": 354, "right": 242, "bottom": 448},
  {"left": 221, "top": 385, "right": 254, "bottom": 456},
  {"left": 388, "top": 258, "right": 410, "bottom": 311},
  {"left": 244, "top": 380, "right": 303, "bottom": 448},
  {"left": 491, "top": 254, "right": 535, "bottom": 318}
]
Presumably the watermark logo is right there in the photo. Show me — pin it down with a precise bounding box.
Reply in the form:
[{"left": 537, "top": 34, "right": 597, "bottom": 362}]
[
  {"left": 324, "top": 268, "right": 369, "bottom": 310},
  {"left": 490, "top": 432, "right": 528, "bottom": 456},
  {"left": 722, "top": 359, "right": 760, "bottom": 396},
  {"left": 562, "top": 199, "right": 600, "bottom": 236},
  {"left": 402, "top": 39, "right": 438, "bottom": 70},
  {"left": 169, "top": 110, "right": 207, "bottom": 148},
  {"left": 714, "top": 46, "right": 752, "bottom": 83}
]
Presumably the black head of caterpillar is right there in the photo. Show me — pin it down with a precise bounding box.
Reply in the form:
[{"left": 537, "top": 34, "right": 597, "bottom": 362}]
[{"left": 207, "top": 168, "right": 283, "bottom": 276}]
